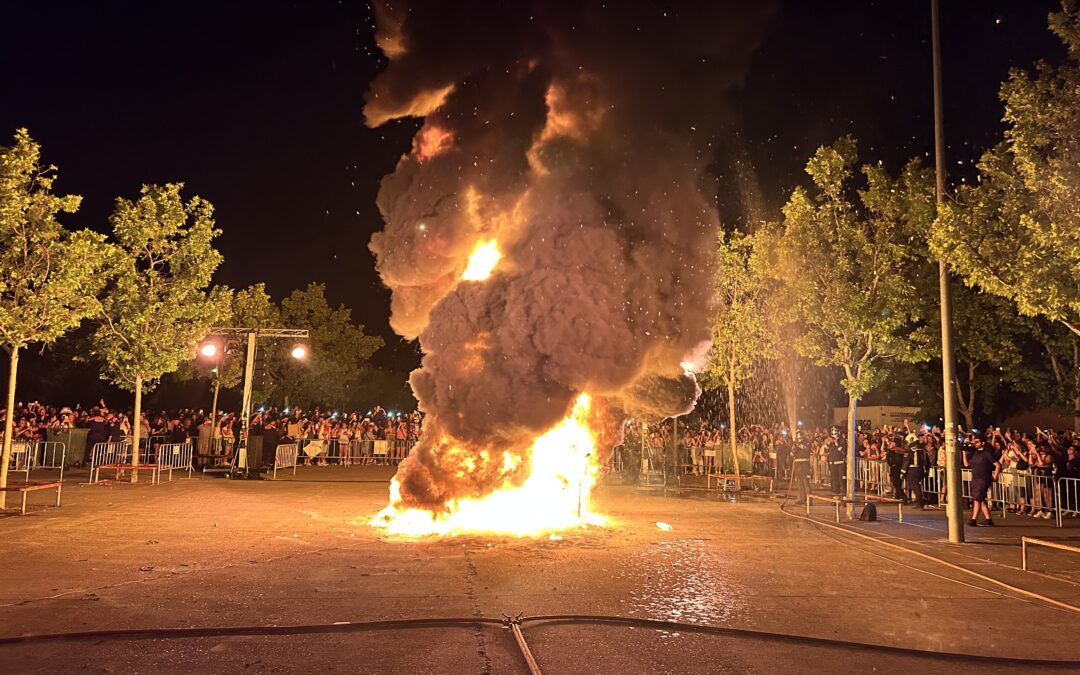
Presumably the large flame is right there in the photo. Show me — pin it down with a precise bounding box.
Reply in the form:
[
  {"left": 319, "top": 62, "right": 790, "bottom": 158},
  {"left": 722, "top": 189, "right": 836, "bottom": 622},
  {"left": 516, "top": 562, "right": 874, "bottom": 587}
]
[
  {"left": 461, "top": 239, "right": 502, "bottom": 281},
  {"left": 372, "top": 393, "right": 606, "bottom": 537}
]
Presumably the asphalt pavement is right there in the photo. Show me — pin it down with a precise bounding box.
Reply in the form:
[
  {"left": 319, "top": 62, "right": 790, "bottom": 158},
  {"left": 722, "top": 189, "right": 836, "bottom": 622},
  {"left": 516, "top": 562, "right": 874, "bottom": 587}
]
[{"left": 0, "top": 466, "right": 1078, "bottom": 674}]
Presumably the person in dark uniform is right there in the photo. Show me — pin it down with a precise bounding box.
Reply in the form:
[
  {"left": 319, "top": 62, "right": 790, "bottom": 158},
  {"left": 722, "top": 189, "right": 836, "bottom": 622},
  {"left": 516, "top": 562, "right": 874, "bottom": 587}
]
[
  {"left": 826, "top": 437, "right": 844, "bottom": 495},
  {"left": 886, "top": 438, "right": 905, "bottom": 500},
  {"left": 965, "top": 436, "right": 1000, "bottom": 526},
  {"left": 793, "top": 436, "right": 812, "bottom": 504},
  {"left": 903, "top": 436, "right": 927, "bottom": 508}
]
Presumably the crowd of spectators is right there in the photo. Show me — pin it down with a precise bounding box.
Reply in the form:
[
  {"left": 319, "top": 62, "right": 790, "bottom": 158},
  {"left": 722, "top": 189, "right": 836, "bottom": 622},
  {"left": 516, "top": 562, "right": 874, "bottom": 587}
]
[
  {"left": 617, "top": 416, "right": 1080, "bottom": 518},
  {"left": 0, "top": 400, "right": 423, "bottom": 465}
]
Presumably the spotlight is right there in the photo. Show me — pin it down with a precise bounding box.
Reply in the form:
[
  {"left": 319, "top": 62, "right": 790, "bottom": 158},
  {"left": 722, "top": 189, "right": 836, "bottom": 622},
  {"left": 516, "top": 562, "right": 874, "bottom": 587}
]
[
  {"left": 291, "top": 344, "right": 308, "bottom": 360},
  {"left": 199, "top": 342, "right": 219, "bottom": 358}
]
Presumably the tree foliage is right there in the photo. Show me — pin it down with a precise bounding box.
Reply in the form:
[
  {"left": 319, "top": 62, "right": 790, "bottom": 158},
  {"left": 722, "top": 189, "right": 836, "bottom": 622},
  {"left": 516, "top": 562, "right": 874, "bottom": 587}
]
[
  {"left": 0, "top": 129, "right": 107, "bottom": 500},
  {"left": 700, "top": 231, "right": 773, "bottom": 392},
  {"left": 263, "top": 283, "right": 384, "bottom": 408},
  {"left": 932, "top": 2, "right": 1080, "bottom": 337},
  {"left": 772, "top": 137, "right": 933, "bottom": 401},
  {"left": 91, "top": 183, "right": 230, "bottom": 391},
  {"left": 0, "top": 130, "right": 106, "bottom": 352}
]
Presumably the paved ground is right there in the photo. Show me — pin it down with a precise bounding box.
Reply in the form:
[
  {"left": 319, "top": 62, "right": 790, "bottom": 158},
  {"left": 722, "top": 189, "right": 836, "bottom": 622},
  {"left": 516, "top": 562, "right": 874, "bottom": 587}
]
[{"left": 1, "top": 466, "right": 1079, "bottom": 674}]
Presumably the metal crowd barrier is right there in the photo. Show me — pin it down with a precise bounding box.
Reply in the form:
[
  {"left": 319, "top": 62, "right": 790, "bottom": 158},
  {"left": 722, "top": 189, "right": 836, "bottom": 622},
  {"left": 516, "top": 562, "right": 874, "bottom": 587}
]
[
  {"left": 272, "top": 443, "right": 299, "bottom": 479},
  {"left": 810, "top": 456, "right": 830, "bottom": 487},
  {"left": 89, "top": 441, "right": 160, "bottom": 484},
  {"left": 859, "top": 458, "right": 1069, "bottom": 525},
  {"left": 156, "top": 443, "right": 194, "bottom": 481},
  {"left": 641, "top": 445, "right": 666, "bottom": 485},
  {"left": 33, "top": 441, "right": 67, "bottom": 470},
  {"left": 6, "top": 441, "right": 33, "bottom": 481},
  {"left": 1058, "top": 478, "right": 1080, "bottom": 527}
]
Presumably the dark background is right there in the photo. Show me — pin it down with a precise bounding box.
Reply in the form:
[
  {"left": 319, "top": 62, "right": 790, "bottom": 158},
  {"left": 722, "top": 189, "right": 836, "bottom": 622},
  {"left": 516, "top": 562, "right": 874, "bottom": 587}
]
[{"left": 0, "top": 0, "right": 1062, "bottom": 411}]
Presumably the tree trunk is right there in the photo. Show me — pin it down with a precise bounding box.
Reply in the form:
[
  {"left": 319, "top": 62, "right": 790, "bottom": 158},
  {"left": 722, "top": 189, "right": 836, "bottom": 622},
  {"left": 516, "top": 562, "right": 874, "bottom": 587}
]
[
  {"left": 728, "top": 348, "right": 741, "bottom": 491},
  {"left": 0, "top": 346, "right": 20, "bottom": 510},
  {"left": 131, "top": 375, "right": 142, "bottom": 483},
  {"left": 955, "top": 362, "right": 975, "bottom": 431},
  {"left": 846, "top": 396, "right": 858, "bottom": 520},
  {"left": 209, "top": 376, "right": 221, "bottom": 446},
  {"left": 1073, "top": 341, "right": 1079, "bottom": 434}
]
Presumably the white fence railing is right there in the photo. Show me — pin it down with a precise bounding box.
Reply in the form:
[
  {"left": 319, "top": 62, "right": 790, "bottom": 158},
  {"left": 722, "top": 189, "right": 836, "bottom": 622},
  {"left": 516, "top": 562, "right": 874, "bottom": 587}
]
[
  {"left": 853, "top": 457, "right": 1073, "bottom": 526},
  {"left": 1056, "top": 477, "right": 1080, "bottom": 527},
  {"left": 89, "top": 441, "right": 162, "bottom": 484},
  {"left": 156, "top": 443, "right": 194, "bottom": 481},
  {"left": 272, "top": 443, "right": 299, "bottom": 480}
]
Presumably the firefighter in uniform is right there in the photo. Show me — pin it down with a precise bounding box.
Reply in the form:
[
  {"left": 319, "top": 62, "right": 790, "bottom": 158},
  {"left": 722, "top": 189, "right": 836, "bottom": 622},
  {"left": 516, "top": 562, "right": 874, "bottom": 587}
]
[
  {"left": 903, "top": 435, "right": 927, "bottom": 508},
  {"left": 793, "top": 435, "right": 812, "bottom": 504},
  {"left": 886, "top": 438, "right": 906, "bottom": 500},
  {"left": 826, "top": 437, "right": 845, "bottom": 495}
]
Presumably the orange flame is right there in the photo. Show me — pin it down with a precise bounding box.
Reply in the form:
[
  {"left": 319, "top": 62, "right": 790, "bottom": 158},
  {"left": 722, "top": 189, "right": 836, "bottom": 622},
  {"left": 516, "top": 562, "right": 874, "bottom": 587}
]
[
  {"left": 372, "top": 393, "right": 606, "bottom": 537},
  {"left": 462, "top": 239, "right": 502, "bottom": 281}
]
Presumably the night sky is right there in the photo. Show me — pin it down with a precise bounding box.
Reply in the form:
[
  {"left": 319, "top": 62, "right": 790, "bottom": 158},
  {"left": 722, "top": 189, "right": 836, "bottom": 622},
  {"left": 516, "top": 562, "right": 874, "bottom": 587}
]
[{"left": 1, "top": 0, "right": 1062, "bottom": 380}]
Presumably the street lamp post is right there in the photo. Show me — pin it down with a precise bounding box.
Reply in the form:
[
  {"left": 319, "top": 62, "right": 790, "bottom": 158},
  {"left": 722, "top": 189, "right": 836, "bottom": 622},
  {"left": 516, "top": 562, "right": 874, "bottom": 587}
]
[
  {"left": 202, "top": 327, "right": 309, "bottom": 475},
  {"left": 931, "top": 0, "right": 964, "bottom": 543}
]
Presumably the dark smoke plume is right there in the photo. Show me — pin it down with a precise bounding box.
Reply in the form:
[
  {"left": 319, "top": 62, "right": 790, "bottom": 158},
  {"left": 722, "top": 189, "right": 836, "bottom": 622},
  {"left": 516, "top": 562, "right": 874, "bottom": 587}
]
[{"left": 367, "top": 0, "right": 775, "bottom": 510}]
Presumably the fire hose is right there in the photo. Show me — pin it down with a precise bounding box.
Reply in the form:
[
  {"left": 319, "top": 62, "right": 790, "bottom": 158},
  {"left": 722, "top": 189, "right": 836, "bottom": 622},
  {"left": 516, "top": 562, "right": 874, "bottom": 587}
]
[{"left": 2, "top": 613, "right": 1079, "bottom": 670}]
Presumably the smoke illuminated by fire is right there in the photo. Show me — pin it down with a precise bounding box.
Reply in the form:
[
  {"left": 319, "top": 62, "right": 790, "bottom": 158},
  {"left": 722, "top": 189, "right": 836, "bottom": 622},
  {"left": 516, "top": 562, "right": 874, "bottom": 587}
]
[
  {"left": 416, "top": 125, "right": 454, "bottom": 162},
  {"left": 364, "top": 1, "right": 774, "bottom": 537},
  {"left": 372, "top": 394, "right": 605, "bottom": 536}
]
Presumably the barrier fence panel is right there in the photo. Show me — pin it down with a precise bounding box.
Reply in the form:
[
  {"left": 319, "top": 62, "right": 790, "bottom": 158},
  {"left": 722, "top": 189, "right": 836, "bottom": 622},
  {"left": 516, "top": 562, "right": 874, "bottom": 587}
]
[
  {"left": 156, "top": 443, "right": 194, "bottom": 481},
  {"left": 1058, "top": 478, "right": 1080, "bottom": 527},
  {"left": 6, "top": 441, "right": 33, "bottom": 481},
  {"left": 33, "top": 441, "right": 66, "bottom": 470},
  {"left": 273, "top": 443, "right": 299, "bottom": 480},
  {"left": 325, "top": 439, "right": 348, "bottom": 465},
  {"left": 642, "top": 445, "right": 666, "bottom": 485},
  {"left": 89, "top": 442, "right": 137, "bottom": 484},
  {"left": 922, "top": 467, "right": 944, "bottom": 505},
  {"left": 809, "top": 456, "right": 830, "bottom": 488},
  {"left": 1026, "top": 472, "right": 1057, "bottom": 521},
  {"left": 349, "top": 439, "right": 374, "bottom": 465}
]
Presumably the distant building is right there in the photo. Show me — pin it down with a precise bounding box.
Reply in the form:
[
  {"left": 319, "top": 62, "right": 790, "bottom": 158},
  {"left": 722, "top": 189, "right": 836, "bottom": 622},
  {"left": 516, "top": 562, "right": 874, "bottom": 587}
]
[{"left": 832, "top": 405, "right": 921, "bottom": 431}]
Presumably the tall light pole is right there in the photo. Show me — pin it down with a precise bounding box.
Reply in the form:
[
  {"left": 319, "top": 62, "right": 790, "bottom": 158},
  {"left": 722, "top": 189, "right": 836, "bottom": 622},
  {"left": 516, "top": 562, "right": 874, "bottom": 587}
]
[
  {"left": 203, "top": 327, "right": 309, "bottom": 474},
  {"left": 931, "top": 0, "right": 964, "bottom": 543}
]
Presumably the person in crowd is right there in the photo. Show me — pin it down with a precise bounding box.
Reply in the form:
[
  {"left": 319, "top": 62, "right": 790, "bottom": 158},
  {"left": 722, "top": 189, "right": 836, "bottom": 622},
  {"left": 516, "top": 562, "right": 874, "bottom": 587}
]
[{"left": 964, "top": 436, "right": 1000, "bottom": 527}]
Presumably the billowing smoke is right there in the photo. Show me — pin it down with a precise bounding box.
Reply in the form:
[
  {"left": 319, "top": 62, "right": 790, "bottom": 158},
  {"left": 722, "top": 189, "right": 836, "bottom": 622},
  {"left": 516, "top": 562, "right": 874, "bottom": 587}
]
[{"left": 367, "top": 0, "right": 774, "bottom": 511}]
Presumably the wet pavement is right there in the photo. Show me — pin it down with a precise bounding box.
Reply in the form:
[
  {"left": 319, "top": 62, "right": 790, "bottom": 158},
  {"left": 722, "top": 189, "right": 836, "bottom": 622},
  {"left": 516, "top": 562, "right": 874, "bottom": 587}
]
[{"left": 0, "top": 466, "right": 1078, "bottom": 673}]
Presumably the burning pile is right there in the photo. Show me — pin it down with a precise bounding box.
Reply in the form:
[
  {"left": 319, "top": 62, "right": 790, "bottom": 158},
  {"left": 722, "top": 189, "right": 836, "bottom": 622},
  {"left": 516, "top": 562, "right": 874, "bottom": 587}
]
[{"left": 365, "top": 1, "right": 773, "bottom": 536}]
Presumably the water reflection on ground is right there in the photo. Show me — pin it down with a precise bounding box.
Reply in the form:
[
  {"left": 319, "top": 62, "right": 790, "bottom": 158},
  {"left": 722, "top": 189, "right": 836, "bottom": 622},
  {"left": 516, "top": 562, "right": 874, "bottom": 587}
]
[{"left": 621, "top": 537, "right": 746, "bottom": 637}]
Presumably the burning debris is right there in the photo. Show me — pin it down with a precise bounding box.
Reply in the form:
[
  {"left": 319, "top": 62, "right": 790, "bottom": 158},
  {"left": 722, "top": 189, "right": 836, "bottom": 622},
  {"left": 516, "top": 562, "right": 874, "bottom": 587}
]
[{"left": 366, "top": 1, "right": 774, "bottom": 535}]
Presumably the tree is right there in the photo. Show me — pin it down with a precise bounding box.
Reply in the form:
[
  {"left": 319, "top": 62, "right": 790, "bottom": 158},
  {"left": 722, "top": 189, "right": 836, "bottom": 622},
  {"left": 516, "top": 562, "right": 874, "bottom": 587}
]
[
  {"left": 932, "top": 2, "right": 1080, "bottom": 338},
  {"left": 91, "top": 183, "right": 229, "bottom": 479},
  {"left": 271, "top": 283, "right": 384, "bottom": 408},
  {"left": 773, "top": 138, "right": 932, "bottom": 516},
  {"left": 947, "top": 286, "right": 1030, "bottom": 429},
  {"left": 700, "top": 230, "right": 773, "bottom": 488},
  {"left": 0, "top": 130, "right": 106, "bottom": 506}
]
